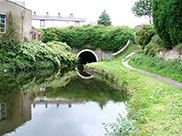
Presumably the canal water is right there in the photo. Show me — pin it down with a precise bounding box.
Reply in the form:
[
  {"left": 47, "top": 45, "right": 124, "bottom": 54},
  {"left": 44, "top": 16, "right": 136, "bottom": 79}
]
[{"left": 0, "top": 69, "right": 127, "bottom": 136}]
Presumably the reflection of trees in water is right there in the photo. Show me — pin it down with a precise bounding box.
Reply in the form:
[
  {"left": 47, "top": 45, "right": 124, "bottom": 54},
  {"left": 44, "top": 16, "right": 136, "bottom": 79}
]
[
  {"left": 0, "top": 67, "right": 126, "bottom": 135},
  {"left": 98, "top": 100, "right": 107, "bottom": 110},
  {"left": 0, "top": 67, "right": 77, "bottom": 93},
  {"left": 43, "top": 76, "right": 126, "bottom": 108}
]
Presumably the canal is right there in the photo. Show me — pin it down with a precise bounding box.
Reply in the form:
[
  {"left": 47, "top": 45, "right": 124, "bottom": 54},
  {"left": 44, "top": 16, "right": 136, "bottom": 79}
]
[{"left": 0, "top": 69, "right": 127, "bottom": 136}]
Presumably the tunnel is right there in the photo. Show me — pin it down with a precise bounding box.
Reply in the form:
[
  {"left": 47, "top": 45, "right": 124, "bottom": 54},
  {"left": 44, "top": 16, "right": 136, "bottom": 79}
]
[
  {"left": 77, "top": 49, "right": 98, "bottom": 64},
  {"left": 77, "top": 49, "right": 98, "bottom": 79}
]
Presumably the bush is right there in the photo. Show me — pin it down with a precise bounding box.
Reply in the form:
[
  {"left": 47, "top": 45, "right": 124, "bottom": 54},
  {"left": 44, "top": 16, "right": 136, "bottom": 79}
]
[
  {"left": 104, "top": 114, "right": 139, "bottom": 136},
  {"left": 1, "top": 41, "right": 77, "bottom": 71},
  {"left": 41, "top": 25, "right": 134, "bottom": 52},
  {"left": 176, "top": 43, "right": 182, "bottom": 50},
  {"left": 144, "top": 42, "right": 160, "bottom": 56},
  {"left": 143, "top": 34, "right": 162, "bottom": 56},
  {"left": 135, "top": 24, "right": 155, "bottom": 49},
  {"left": 153, "top": 0, "right": 182, "bottom": 48}
]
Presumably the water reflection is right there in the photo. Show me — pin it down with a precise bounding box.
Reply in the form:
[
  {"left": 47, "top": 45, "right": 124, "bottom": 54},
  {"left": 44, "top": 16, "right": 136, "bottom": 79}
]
[
  {"left": 77, "top": 64, "right": 93, "bottom": 79},
  {"left": 0, "top": 69, "right": 127, "bottom": 136}
]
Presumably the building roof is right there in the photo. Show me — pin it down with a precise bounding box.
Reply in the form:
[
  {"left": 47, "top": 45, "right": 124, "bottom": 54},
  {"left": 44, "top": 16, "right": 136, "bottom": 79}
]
[{"left": 32, "top": 15, "right": 86, "bottom": 22}]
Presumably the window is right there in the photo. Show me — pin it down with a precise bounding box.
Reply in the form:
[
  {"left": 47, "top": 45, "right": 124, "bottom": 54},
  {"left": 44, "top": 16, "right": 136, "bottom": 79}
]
[
  {"left": 0, "top": 103, "right": 6, "bottom": 121},
  {"left": 40, "top": 20, "right": 45, "bottom": 27},
  {"left": 75, "top": 21, "right": 80, "bottom": 26},
  {"left": 0, "top": 14, "right": 6, "bottom": 33}
]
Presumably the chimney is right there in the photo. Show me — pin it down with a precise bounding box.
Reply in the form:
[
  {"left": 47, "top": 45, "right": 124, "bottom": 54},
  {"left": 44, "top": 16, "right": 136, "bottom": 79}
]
[
  {"left": 46, "top": 12, "right": 49, "bottom": 16},
  {"left": 58, "top": 13, "right": 61, "bottom": 16},
  {"left": 70, "top": 13, "right": 73, "bottom": 18},
  {"left": 34, "top": 12, "right": 36, "bottom": 15}
]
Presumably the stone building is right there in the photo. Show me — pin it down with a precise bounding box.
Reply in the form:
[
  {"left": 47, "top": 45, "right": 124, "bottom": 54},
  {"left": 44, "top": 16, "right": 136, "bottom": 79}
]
[{"left": 0, "top": 0, "right": 32, "bottom": 42}]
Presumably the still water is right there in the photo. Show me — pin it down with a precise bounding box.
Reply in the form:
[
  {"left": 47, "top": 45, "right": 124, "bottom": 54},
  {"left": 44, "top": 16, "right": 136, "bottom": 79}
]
[{"left": 0, "top": 69, "right": 127, "bottom": 136}]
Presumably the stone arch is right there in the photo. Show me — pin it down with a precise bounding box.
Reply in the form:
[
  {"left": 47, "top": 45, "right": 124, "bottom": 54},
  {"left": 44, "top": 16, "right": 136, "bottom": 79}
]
[
  {"left": 77, "top": 49, "right": 98, "bottom": 64},
  {"left": 77, "top": 49, "right": 98, "bottom": 79}
]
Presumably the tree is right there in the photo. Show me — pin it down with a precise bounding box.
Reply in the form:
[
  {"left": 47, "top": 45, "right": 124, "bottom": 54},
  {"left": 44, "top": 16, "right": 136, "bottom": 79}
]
[
  {"left": 132, "top": 0, "right": 152, "bottom": 24},
  {"left": 153, "top": 0, "right": 182, "bottom": 48},
  {"left": 97, "top": 10, "right": 112, "bottom": 26}
]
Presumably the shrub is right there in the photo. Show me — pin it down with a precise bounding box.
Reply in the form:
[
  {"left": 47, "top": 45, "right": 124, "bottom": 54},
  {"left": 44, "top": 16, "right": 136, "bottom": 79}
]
[
  {"left": 104, "top": 114, "right": 139, "bottom": 136},
  {"left": 153, "top": 0, "right": 182, "bottom": 48},
  {"left": 143, "top": 34, "right": 162, "bottom": 56},
  {"left": 1, "top": 41, "right": 77, "bottom": 71},
  {"left": 150, "top": 34, "right": 162, "bottom": 46},
  {"left": 41, "top": 25, "right": 134, "bottom": 52},
  {"left": 135, "top": 24, "right": 155, "bottom": 49},
  {"left": 144, "top": 42, "right": 160, "bottom": 56},
  {"left": 176, "top": 43, "right": 182, "bottom": 50}
]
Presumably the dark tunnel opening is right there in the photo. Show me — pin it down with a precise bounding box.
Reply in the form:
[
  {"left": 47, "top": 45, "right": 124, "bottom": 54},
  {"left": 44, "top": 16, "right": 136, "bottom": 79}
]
[
  {"left": 77, "top": 50, "right": 98, "bottom": 79},
  {"left": 78, "top": 51, "right": 97, "bottom": 64}
]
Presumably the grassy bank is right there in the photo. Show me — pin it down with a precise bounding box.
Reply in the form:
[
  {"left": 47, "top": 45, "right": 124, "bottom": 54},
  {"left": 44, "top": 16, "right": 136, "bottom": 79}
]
[
  {"left": 89, "top": 44, "right": 182, "bottom": 135},
  {"left": 129, "top": 51, "right": 182, "bottom": 82}
]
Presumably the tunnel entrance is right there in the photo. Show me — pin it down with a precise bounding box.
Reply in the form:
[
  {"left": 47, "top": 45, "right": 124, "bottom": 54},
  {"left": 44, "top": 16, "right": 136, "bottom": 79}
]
[
  {"left": 77, "top": 49, "right": 98, "bottom": 79},
  {"left": 77, "top": 49, "right": 98, "bottom": 64}
]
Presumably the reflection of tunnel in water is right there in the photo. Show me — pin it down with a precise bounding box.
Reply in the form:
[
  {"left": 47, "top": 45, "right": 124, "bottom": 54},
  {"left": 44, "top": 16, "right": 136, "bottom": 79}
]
[{"left": 77, "top": 50, "right": 98, "bottom": 79}]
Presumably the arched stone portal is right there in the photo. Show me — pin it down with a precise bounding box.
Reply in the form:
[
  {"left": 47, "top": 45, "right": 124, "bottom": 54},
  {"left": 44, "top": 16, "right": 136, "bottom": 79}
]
[
  {"left": 77, "top": 49, "right": 98, "bottom": 79},
  {"left": 77, "top": 49, "right": 98, "bottom": 64}
]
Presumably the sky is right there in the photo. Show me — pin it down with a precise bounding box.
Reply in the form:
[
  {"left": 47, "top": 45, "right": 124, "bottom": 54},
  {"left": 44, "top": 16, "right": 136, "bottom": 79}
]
[{"left": 17, "top": 0, "right": 149, "bottom": 28}]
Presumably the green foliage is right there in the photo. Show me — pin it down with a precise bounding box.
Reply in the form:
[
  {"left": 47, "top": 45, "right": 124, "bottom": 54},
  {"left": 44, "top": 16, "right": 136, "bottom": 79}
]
[
  {"left": 132, "top": 0, "right": 152, "bottom": 24},
  {"left": 0, "top": 12, "right": 20, "bottom": 64},
  {"left": 153, "top": 0, "right": 182, "bottom": 48},
  {"left": 176, "top": 43, "right": 182, "bottom": 50},
  {"left": 143, "top": 34, "right": 162, "bottom": 56},
  {"left": 97, "top": 10, "right": 112, "bottom": 26},
  {"left": 0, "top": 68, "right": 76, "bottom": 93},
  {"left": 135, "top": 24, "right": 155, "bottom": 48},
  {"left": 1, "top": 41, "right": 77, "bottom": 71},
  {"left": 144, "top": 42, "right": 160, "bottom": 56},
  {"left": 150, "top": 34, "right": 162, "bottom": 46},
  {"left": 129, "top": 52, "right": 182, "bottom": 82},
  {"left": 90, "top": 45, "right": 182, "bottom": 135},
  {"left": 1, "top": 11, "right": 19, "bottom": 45},
  {"left": 42, "top": 25, "right": 134, "bottom": 52},
  {"left": 104, "top": 114, "right": 139, "bottom": 136}
]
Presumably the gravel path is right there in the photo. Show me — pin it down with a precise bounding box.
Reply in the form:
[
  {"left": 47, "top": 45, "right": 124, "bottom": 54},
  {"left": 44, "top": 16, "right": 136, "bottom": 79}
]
[{"left": 122, "top": 52, "right": 182, "bottom": 88}]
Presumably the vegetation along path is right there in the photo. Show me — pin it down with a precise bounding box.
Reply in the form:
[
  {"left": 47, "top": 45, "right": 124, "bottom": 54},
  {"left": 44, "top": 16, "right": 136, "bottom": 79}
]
[
  {"left": 122, "top": 52, "right": 182, "bottom": 88},
  {"left": 90, "top": 44, "right": 182, "bottom": 135}
]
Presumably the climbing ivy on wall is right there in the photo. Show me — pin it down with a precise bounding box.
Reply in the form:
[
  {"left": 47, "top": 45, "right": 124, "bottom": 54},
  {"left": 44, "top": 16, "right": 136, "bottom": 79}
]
[
  {"left": 41, "top": 25, "right": 134, "bottom": 52},
  {"left": 0, "top": 11, "right": 20, "bottom": 64}
]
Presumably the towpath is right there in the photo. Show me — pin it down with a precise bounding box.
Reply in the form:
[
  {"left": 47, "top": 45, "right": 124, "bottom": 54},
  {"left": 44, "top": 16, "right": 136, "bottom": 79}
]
[{"left": 122, "top": 52, "right": 182, "bottom": 88}]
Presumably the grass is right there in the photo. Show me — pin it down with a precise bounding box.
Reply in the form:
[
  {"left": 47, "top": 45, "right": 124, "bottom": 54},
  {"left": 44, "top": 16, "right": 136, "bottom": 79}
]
[
  {"left": 129, "top": 51, "right": 182, "bottom": 82},
  {"left": 89, "top": 44, "right": 182, "bottom": 136}
]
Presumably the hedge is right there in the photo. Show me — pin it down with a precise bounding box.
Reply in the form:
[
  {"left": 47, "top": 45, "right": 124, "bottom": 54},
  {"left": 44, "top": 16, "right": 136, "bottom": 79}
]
[
  {"left": 153, "top": 0, "right": 182, "bottom": 48},
  {"left": 135, "top": 24, "right": 155, "bottom": 49},
  {"left": 41, "top": 25, "right": 135, "bottom": 52}
]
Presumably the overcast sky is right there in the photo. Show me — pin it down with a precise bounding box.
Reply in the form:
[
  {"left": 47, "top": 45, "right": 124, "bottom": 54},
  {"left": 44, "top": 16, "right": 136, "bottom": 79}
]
[{"left": 21, "top": 0, "right": 149, "bottom": 28}]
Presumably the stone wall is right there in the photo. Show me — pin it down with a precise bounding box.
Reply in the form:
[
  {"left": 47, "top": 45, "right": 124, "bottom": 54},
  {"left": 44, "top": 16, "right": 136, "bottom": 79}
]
[
  {"left": 84, "top": 65, "right": 127, "bottom": 92},
  {"left": 157, "top": 49, "right": 182, "bottom": 60},
  {"left": 71, "top": 44, "right": 113, "bottom": 61},
  {"left": 112, "top": 40, "right": 131, "bottom": 58},
  {"left": 0, "top": 0, "right": 32, "bottom": 42}
]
